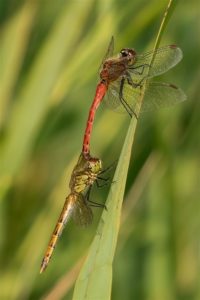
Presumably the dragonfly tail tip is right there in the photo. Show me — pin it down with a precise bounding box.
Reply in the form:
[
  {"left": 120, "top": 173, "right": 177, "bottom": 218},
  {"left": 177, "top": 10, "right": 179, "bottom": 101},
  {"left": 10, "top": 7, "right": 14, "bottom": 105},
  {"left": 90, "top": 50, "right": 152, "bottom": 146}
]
[{"left": 40, "top": 260, "right": 47, "bottom": 274}]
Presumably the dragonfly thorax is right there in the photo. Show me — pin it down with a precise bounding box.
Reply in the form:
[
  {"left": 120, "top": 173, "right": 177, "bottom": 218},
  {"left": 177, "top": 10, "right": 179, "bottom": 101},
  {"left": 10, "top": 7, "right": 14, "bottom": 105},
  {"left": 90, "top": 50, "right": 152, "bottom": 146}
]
[
  {"left": 100, "top": 60, "right": 126, "bottom": 82},
  {"left": 87, "top": 158, "right": 102, "bottom": 174},
  {"left": 72, "top": 171, "right": 97, "bottom": 194},
  {"left": 69, "top": 155, "right": 102, "bottom": 194},
  {"left": 100, "top": 48, "right": 137, "bottom": 83}
]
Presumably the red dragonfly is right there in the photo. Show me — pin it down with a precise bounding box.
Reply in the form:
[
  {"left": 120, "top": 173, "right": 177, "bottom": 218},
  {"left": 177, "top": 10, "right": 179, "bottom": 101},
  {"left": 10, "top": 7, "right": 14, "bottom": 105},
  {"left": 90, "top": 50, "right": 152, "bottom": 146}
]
[{"left": 82, "top": 37, "right": 186, "bottom": 156}]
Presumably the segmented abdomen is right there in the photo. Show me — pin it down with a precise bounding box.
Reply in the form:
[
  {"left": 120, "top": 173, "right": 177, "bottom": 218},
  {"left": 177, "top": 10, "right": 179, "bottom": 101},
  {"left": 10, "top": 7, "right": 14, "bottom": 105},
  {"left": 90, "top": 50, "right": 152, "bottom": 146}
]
[{"left": 40, "top": 194, "right": 76, "bottom": 273}]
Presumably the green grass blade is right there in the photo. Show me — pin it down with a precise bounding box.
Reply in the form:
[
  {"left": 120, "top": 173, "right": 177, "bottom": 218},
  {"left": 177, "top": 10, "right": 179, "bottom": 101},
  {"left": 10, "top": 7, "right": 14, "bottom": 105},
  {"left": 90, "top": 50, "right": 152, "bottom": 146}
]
[
  {"left": 153, "top": 0, "right": 177, "bottom": 52},
  {"left": 73, "top": 117, "right": 137, "bottom": 300}
]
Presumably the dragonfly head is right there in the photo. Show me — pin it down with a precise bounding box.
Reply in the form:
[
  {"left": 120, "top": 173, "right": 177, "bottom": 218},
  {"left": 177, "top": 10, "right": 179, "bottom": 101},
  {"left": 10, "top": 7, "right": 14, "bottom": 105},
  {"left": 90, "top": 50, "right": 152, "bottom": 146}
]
[
  {"left": 87, "top": 158, "right": 102, "bottom": 174},
  {"left": 120, "top": 48, "right": 136, "bottom": 65}
]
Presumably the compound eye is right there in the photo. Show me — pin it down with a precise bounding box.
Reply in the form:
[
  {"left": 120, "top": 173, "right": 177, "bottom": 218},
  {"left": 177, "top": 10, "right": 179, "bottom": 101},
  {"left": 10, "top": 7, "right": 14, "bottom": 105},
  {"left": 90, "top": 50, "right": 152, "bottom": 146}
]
[{"left": 120, "top": 49, "right": 128, "bottom": 57}]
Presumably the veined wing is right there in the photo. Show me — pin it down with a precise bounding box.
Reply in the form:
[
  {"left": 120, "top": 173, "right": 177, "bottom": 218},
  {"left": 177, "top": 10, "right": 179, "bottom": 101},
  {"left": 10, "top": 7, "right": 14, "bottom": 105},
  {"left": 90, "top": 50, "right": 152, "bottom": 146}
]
[
  {"left": 139, "top": 82, "right": 186, "bottom": 112},
  {"left": 128, "top": 45, "right": 183, "bottom": 82},
  {"left": 72, "top": 194, "right": 93, "bottom": 227},
  {"left": 98, "top": 36, "right": 114, "bottom": 72},
  {"left": 104, "top": 80, "right": 186, "bottom": 115}
]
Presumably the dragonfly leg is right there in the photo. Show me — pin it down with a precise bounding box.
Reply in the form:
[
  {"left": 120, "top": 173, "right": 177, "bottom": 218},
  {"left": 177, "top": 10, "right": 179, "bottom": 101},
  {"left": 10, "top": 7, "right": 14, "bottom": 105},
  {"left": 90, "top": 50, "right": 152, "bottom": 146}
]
[
  {"left": 119, "top": 77, "right": 138, "bottom": 119},
  {"left": 97, "top": 176, "right": 116, "bottom": 188},
  {"left": 89, "top": 203, "right": 107, "bottom": 210},
  {"left": 97, "top": 176, "right": 110, "bottom": 182},
  {"left": 96, "top": 178, "right": 110, "bottom": 188},
  {"left": 86, "top": 186, "right": 107, "bottom": 209},
  {"left": 126, "top": 71, "right": 148, "bottom": 89},
  {"left": 96, "top": 161, "right": 117, "bottom": 187},
  {"left": 136, "top": 76, "right": 148, "bottom": 87},
  {"left": 126, "top": 71, "right": 141, "bottom": 88},
  {"left": 129, "top": 63, "right": 150, "bottom": 75},
  {"left": 99, "top": 159, "right": 118, "bottom": 175}
]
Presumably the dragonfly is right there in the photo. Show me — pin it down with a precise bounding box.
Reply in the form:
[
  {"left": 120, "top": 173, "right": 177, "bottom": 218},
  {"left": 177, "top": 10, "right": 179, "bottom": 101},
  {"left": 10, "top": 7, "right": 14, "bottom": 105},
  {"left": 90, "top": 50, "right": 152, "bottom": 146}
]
[
  {"left": 40, "top": 153, "right": 107, "bottom": 273},
  {"left": 82, "top": 37, "right": 186, "bottom": 156}
]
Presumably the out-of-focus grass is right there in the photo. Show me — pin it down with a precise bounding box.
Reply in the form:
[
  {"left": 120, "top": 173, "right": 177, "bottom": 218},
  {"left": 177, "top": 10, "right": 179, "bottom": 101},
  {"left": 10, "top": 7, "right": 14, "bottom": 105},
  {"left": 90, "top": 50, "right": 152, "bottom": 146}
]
[{"left": 0, "top": 0, "right": 200, "bottom": 299}]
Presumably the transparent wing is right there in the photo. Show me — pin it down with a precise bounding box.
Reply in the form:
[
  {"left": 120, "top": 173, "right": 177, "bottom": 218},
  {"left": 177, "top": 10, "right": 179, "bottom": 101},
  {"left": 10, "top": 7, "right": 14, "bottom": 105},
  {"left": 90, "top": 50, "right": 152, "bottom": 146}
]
[
  {"left": 140, "top": 82, "right": 186, "bottom": 112},
  {"left": 98, "top": 36, "right": 114, "bottom": 72},
  {"left": 72, "top": 194, "right": 93, "bottom": 227},
  {"left": 104, "top": 79, "right": 126, "bottom": 111},
  {"left": 104, "top": 80, "right": 186, "bottom": 114},
  {"left": 128, "top": 45, "right": 183, "bottom": 83}
]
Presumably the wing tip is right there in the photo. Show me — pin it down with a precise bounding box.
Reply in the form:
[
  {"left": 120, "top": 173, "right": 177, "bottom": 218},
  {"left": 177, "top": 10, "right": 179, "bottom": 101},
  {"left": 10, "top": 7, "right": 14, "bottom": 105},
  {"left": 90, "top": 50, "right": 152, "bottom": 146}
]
[
  {"left": 170, "top": 45, "right": 183, "bottom": 60},
  {"left": 169, "top": 84, "right": 187, "bottom": 102},
  {"left": 169, "top": 44, "right": 178, "bottom": 49},
  {"left": 169, "top": 83, "right": 178, "bottom": 89}
]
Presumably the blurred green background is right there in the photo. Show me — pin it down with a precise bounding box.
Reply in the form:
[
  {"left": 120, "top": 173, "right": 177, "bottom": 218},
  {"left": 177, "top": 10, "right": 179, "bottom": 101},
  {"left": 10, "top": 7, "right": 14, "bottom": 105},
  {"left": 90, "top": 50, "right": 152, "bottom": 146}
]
[{"left": 0, "top": 0, "right": 200, "bottom": 299}]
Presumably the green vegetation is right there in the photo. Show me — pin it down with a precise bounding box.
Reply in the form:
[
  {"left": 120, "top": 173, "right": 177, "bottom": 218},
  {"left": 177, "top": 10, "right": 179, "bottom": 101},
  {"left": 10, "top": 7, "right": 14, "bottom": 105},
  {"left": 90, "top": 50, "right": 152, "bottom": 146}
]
[{"left": 0, "top": 0, "right": 199, "bottom": 299}]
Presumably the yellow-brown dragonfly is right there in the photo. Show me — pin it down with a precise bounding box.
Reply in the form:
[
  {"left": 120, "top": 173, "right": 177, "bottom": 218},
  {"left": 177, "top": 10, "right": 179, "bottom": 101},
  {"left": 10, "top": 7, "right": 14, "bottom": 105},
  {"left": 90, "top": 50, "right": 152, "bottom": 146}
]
[{"left": 40, "top": 153, "right": 106, "bottom": 273}]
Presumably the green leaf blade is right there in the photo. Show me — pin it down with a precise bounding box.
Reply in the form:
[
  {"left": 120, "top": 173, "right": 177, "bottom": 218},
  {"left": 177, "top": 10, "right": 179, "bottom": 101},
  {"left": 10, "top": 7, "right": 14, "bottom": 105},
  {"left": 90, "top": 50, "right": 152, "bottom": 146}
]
[{"left": 73, "top": 118, "right": 137, "bottom": 299}]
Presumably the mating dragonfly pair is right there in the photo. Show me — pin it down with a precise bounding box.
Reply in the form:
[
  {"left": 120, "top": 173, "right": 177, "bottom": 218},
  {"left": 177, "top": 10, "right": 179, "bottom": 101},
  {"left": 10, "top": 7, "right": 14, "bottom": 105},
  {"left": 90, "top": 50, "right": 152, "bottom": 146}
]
[{"left": 40, "top": 37, "right": 186, "bottom": 273}]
